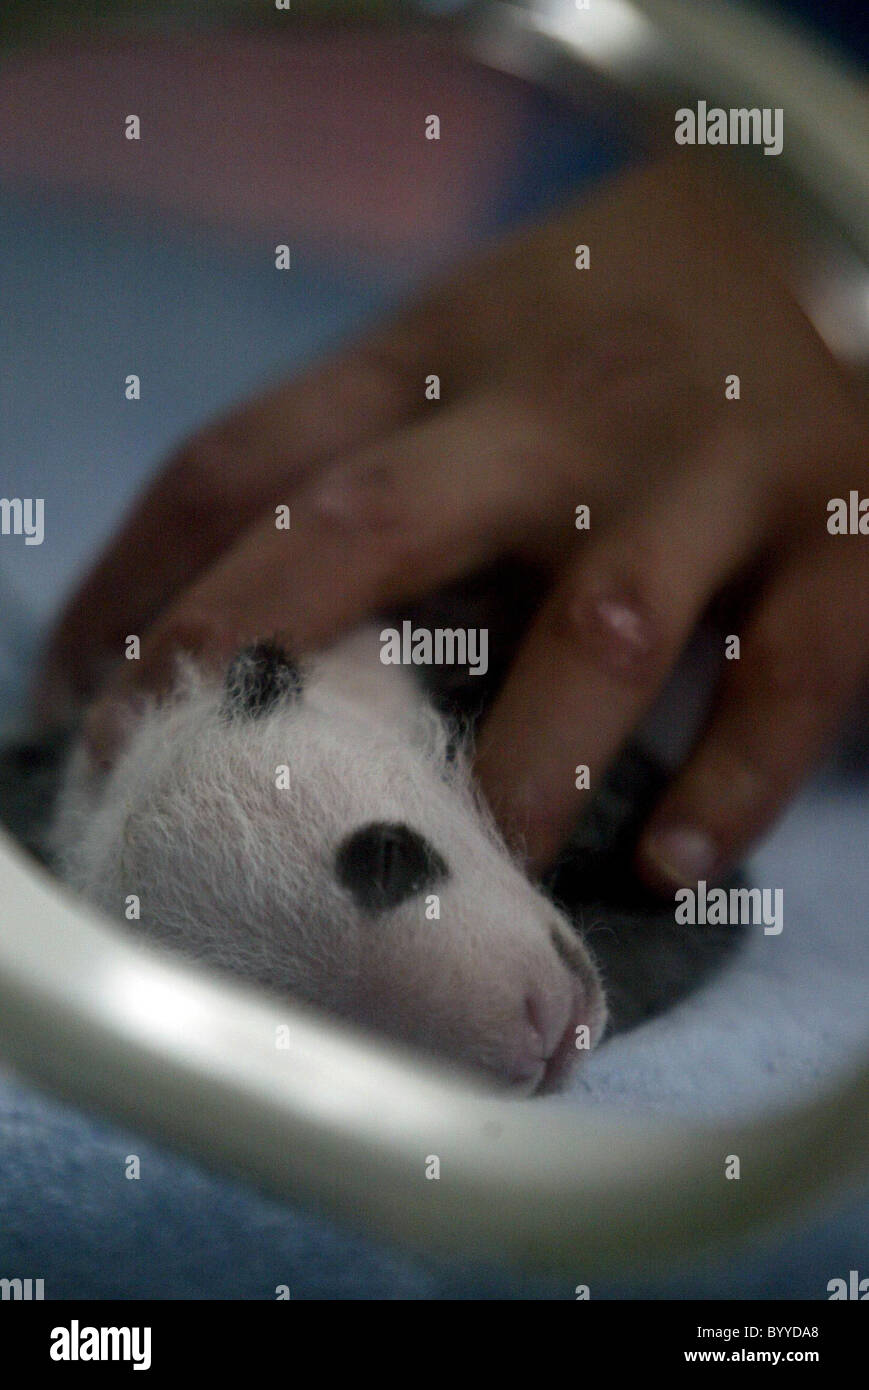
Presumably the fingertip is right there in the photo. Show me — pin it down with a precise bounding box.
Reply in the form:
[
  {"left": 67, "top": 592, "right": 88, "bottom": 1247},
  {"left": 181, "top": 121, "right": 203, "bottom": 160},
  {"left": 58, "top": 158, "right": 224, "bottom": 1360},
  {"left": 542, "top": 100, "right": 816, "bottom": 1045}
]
[
  {"left": 637, "top": 823, "right": 722, "bottom": 896},
  {"left": 478, "top": 763, "right": 574, "bottom": 875}
]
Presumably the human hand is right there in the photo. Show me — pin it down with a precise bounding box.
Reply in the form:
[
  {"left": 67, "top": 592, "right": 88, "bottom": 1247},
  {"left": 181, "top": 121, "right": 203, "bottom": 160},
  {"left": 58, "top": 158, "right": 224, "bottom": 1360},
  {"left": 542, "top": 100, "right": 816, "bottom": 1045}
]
[{"left": 33, "top": 151, "right": 869, "bottom": 892}]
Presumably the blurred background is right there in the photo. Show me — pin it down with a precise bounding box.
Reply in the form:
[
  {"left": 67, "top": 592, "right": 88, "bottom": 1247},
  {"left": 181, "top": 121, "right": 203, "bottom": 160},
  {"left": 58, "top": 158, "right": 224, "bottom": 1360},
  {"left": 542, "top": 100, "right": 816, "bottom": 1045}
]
[{"left": 0, "top": 0, "right": 867, "bottom": 1299}]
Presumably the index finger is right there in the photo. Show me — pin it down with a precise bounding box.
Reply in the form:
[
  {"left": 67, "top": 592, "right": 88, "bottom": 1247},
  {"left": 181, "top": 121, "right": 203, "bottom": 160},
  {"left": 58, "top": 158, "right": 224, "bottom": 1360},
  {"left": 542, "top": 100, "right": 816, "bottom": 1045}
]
[
  {"left": 475, "top": 449, "right": 761, "bottom": 872},
  {"left": 80, "top": 387, "right": 555, "bottom": 764},
  {"left": 32, "top": 332, "right": 431, "bottom": 725}
]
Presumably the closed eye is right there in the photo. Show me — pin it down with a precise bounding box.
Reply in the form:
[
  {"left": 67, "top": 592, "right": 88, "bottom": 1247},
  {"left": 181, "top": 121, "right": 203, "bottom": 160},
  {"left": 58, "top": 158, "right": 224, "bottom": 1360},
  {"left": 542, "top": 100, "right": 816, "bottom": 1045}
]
[{"left": 335, "top": 822, "right": 448, "bottom": 913}]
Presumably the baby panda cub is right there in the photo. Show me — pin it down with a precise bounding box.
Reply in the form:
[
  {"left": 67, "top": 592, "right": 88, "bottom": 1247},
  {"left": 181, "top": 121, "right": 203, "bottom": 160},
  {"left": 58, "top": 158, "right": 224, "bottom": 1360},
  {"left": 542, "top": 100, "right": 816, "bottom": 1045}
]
[{"left": 50, "top": 630, "right": 608, "bottom": 1096}]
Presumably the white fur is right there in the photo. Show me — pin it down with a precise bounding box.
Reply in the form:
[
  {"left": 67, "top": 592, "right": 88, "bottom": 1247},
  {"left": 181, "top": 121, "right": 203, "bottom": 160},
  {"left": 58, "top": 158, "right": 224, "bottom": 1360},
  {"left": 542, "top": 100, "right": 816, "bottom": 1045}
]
[{"left": 51, "top": 628, "right": 606, "bottom": 1092}]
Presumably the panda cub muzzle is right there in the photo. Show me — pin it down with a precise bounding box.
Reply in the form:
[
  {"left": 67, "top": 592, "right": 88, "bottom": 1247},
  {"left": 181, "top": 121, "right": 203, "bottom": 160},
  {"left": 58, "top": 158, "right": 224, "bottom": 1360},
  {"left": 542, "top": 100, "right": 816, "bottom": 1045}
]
[{"left": 50, "top": 629, "right": 609, "bottom": 1094}]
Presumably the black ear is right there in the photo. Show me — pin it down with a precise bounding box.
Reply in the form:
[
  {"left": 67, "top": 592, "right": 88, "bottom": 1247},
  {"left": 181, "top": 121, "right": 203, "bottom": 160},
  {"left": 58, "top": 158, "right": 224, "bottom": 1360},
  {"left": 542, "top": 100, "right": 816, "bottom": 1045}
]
[{"left": 222, "top": 640, "right": 303, "bottom": 719}]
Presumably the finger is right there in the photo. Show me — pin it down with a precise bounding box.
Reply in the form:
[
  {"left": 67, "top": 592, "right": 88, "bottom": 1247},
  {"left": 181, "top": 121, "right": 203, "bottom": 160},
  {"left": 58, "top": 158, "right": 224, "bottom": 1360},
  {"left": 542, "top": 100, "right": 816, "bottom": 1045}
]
[
  {"left": 32, "top": 328, "right": 438, "bottom": 725},
  {"left": 83, "top": 388, "right": 567, "bottom": 761},
  {"left": 475, "top": 436, "right": 765, "bottom": 872},
  {"left": 638, "top": 537, "right": 869, "bottom": 892}
]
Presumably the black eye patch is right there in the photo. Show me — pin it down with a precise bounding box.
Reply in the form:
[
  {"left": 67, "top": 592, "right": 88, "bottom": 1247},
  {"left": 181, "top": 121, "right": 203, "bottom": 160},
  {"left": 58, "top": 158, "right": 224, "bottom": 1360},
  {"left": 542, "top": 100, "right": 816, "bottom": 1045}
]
[
  {"left": 222, "top": 640, "right": 303, "bottom": 719},
  {"left": 335, "top": 822, "right": 448, "bottom": 913}
]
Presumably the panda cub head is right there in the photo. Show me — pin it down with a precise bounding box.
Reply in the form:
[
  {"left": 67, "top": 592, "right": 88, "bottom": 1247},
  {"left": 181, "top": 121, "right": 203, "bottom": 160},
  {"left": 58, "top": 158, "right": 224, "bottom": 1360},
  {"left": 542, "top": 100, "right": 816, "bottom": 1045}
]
[{"left": 53, "top": 636, "right": 607, "bottom": 1094}]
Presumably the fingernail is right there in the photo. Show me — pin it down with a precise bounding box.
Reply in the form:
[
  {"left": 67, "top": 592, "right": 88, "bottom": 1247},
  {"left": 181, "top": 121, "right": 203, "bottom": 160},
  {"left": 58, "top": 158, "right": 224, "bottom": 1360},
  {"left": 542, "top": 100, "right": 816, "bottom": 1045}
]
[
  {"left": 642, "top": 826, "right": 718, "bottom": 886},
  {"left": 308, "top": 466, "right": 395, "bottom": 530},
  {"left": 308, "top": 478, "right": 360, "bottom": 523}
]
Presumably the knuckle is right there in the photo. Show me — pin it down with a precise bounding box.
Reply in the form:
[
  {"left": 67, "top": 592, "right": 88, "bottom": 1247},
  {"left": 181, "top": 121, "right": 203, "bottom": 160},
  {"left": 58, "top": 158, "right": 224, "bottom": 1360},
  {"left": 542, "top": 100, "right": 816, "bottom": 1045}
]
[
  {"left": 307, "top": 460, "right": 404, "bottom": 537},
  {"left": 558, "top": 568, "right": 673, "bottom": 688},
  {"left": 531, "top": 309, "right": 694, "bottom": 431}
]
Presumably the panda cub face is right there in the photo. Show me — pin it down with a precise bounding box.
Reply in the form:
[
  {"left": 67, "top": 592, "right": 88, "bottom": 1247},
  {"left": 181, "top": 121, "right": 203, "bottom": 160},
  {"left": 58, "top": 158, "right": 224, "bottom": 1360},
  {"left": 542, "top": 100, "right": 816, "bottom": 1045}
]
[{"left": 53, "top": 637, "right": 607, "bottom": 1094}]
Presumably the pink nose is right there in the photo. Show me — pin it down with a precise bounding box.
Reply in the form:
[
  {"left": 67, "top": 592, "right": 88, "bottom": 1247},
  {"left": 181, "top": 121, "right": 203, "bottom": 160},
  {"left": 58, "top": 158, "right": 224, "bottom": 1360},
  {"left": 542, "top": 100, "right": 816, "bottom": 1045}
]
[{"left": 505, "top": 976, "right": 595, "bottom": 1090}]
